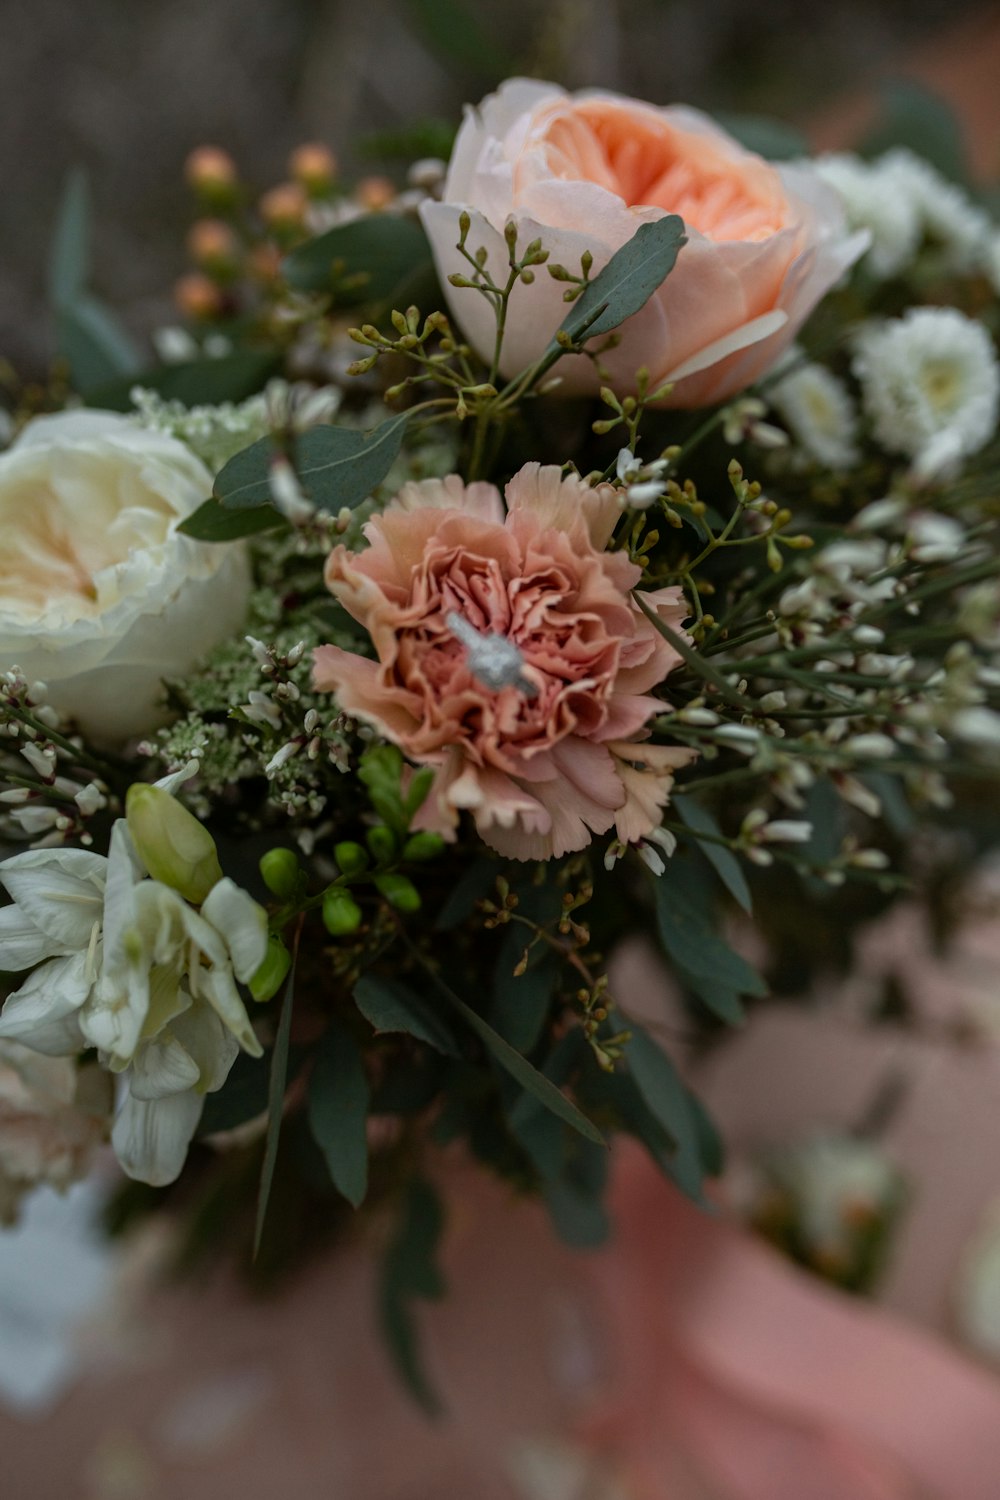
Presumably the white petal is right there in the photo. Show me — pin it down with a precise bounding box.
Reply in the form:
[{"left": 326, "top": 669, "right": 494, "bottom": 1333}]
[
  {"left": 111, "top": 1088, "right": 204, "bottom": 1186},
  {"left": 201, "top": 878, "right": 268, "bottom": 983},
  {"left": 101, "top": 819, "right": 145, "bottom": 959},
  {"left": 83, "top": 960, "right": 151, "bottom": 1066},
  {"left": 199, "top": 967, "right": 263, "bottom": 1058},
  {"left": 0, "top": 848, "right": 106, "bottom": 950},
  {"left": 171, "top": 1005, "right": 240, "bottom": 1093},
  {"left": 0, "top": 903, "right": 67, "bottom": 970},
  {"left": 129, "top": 1035, "right": 201, "bottom": 1101},
  {"left": 0, "top": 952, "right": 91, "bottom": 1055}
]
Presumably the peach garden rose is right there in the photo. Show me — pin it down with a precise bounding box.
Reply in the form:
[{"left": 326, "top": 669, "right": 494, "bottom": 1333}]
[
  {"left": 313, "top": 464, "right": 694, "bottom": 861},
  {"left": 420, "top": 80, "right": 868, "bottom": 407}
]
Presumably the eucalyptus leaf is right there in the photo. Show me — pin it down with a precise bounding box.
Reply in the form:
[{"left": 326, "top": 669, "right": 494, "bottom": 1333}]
[
  {"left": 378, "top": 1179, "right": 446, "bottom": 1413},
  {"left": 49, "top": 169, "right": 90, "bottom": 308},
  {"left": 213, "top": 411, "right": 410, "bottom": 513},
  {"left": 354, "top": 974, "right": 459, "bottom": 1056},
  {"left": 283, "top": 214, "right": 430, "bottom": 303},
  {"left": 197, "top": 1049, "right": 270, "bottom": 1135},
  {"left": 859, "top": 80, "right": 971, "bottom": 188},
  {"left": 653, "top": 860, "right": 765, "bottom": 1021},
  {"left": 253, "top": 954, "right": 296, "bottom": 1257},
  {"left": 56, "top": 297, "right": 141, "bottom": 395},
  {"left": 307, "top": 1019, "right": 370, "bottom": 1208},
  {"left": 673, "top": 794, "right": 753, "bottom": 914},
  {"left": 178, "top": 497, "right": 289, "bottom": 542},
  {"left": 624, "top": 1025, "right": 709, "bottom": 1199},
  {"left": 555, "top": 216, "right": 686, "bottom": 346}
]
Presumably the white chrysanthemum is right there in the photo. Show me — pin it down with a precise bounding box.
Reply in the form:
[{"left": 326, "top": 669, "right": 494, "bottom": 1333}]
[
  {"left": 814, "top": 152, "right": 920, "bottom": 279},
  {"left": 853, "top": 307, "right": 1000, "bottom": 473},
  {"left": 770, "top": 361, "right": 860, "bottom": 469},
  {"left": 878, "top": 148, "right": 993, "bottom": 273}
]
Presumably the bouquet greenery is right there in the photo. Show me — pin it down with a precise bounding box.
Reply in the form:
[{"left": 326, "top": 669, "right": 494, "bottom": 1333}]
[{"left": 2, "top": 78, "right": 999, "bottom": 1401}]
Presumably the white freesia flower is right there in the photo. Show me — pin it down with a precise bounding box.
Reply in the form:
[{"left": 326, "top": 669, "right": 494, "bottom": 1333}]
[
  {"left": 0, "top": 813, "right": 266, "bottom": 1187},
  {"left": 0, "top": 410, "right": 251, "bottom": 743},
  {"left": 853, "top": 308, "right": 1000, "bottom": 472},
  {"left": 770, "top": 359, "right": 860, "bottom": 469}
]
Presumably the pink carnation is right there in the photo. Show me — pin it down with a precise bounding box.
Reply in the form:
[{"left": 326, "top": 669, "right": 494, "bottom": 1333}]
[
  {"left": 316, "top": 462, "right": 692, "bottom": 858},
  {"left": 313, "top": 463, "right": 694, "bottom": 860}
]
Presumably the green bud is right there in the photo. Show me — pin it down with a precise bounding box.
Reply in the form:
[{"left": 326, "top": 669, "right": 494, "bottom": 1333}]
[
  {"left": 322, "top": 887, "right": 363, "bottom": 936},
  {"left": 334, "top": 841, "right": 369, "bottom": 877},
  {"left": 402, "top": 831, "right": 445, "bottom": 862},
  {"left": 125, "top": 784, "right": 223, "bottom": 904},
  {"left": 374, "top": 873, "right": 421, "bottom": 912},
  {"left": 366, "top": 824, "right": 398, "bottom": 864},
  {"left": 259, "top": 847, "right": 302, "bottom": 900},
  {"left": 249, "top": 934, "right": 292, "bottom": 1002}
]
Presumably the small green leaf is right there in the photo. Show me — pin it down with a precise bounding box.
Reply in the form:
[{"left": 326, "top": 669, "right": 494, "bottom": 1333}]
[
  {"left": 543, "top": 1140, "right": 610, "bottom": 1249},
  {"left": 354, "top": 974, "right": 459, "bottom": 1056},
  {"left": 624, "top": 1025, "right": 709, "bottom": 1199},
  {"left": 178, "top": 497, "right": 289, "bottom": 542},
  {"left": 253, "top": 950, "right": 296, "bottom": 1257},
  {"left": 283, "top": 214, "right": 431, "bottom": 303},
  {"left": 213, "top": 411, "right": 410, "bottom": 514},
  {"left": 673, "top": 794, "right": 753, "bottom": 914},
  {"left": 307, "top": 1019, "right": 370, "bottom": 1207},
  {"left": 379, "top": 1179, "right": 446, "bottom": 1413},
  {"left": 555, "top": 216, "right": 687, "bottom": 346},
  {"left": 490, "top": 942, "right": 558, "bottom": 1053},
  {"left": 653, "top": 859, "right": 765, "bottom": 1020}
]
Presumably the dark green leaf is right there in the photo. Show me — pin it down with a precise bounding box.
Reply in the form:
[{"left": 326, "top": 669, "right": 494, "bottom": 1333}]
[
  {"left": 624, "top": 1025, "right": 707, "bottom": 1199},
  {"left": 197, "top": 1049, "right": 270, "bottom": 1135},
  {"left": 490, "top": 937, "right": 558, "bottom": 1052},
  {"left": 673, "top": 794, "right": 753, "bottom": 913},
  {"left": 543, "top": 1139, "right": 610, "bottom": 1249},
  {"left": 378, "top": 1179, "right": 446, "bottom": 1413},
  {"left": 213, "top": 411, "right": 410, "bottom": 513},
  {"left": 90, "top": 350, "right": 282, "bottom": 412},
  {"left": 436, "top": 979, "right": 604, "bottom": 1146},
  {"left": 713, "top": 112, "right": 809, "bottom": 161},
  {"left": 253, "top": 952, "right": 296, "bottom": 1257},
  {"left": 354, "top": 974, "right": 459, "bottom": 1056},
  {"left": 178, "top": 497, "right": 289, "bottom": 541},
  {"left": 654, "top": 860, "right": 765, "bottom": 1019},
  {"left": 434, "top": 856, "right": 500, "bottom": 930},
  {"left": 56, "top": 297, "right": 141, "bottom": 394},
  {"left": 283, "top": 214, "right": 431, "bottom": 303},
  {"left": 307, "top": 1019, "right": 370, "bottom": 1207},
  {"left": 555, "top": 216, "right": 687, "bottom": 346},
  {"left": 49, "top": 169, "right": 90, "bottom": 308},
  {"left": 859, "top": 80, "right": 970, "bottom": 188}
]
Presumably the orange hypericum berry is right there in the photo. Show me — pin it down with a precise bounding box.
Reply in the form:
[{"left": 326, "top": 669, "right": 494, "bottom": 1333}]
[
  {"left": 184, "top": 145, "right": 238, "bottom": 194},
  {"left": 259, "top": 182, "right": 309, "bottom": 231},
  {"left": 186, "top": 218, "right": 239, "bottom": 269},
  {"left": 289, "top": 142, "right": 338, "bottom": 194},
  {"left": 174, "top": 272, "right": 224, "bottom": 320},
  {"left": 355, "top": 175, "right": 396, "bottom": 211}
]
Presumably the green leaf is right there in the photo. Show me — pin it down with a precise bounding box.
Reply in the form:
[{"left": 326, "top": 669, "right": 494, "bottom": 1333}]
[
  {"left": 491, "top": 927, "right": 558, "bottom": 1052},
  {"left": 178, "top": 497, "right": 289, "bottom": 542},
  {"left": 253, "top": 951, "right": 296, "bottom": 1257},
  {"left": 49, "top": 169, "right": 90, "bottom": 308},
  {"left": 624, "top": 1025, "right": 708, "bottom": 1199},
  {"left": 379, "top": 1179, "right": 446, "bottom": 1413},
  {"left": 435, "top": 977, "right": 604, "bottom": 1146},
  {"left": 712, "top": 112, "right": 809, "bottom": 161},
  {"left": 543, "top": 1139, "right": 610, "bottom": 1249},
  {"left": 434, "top": 857, "right": 500, "bottom": 930},
  {"left": 90, "top": 350, "right": 282, "bottom": 412},
  {"left": 307, "top": 1019, "right": 370, "bottom": 1208},
  {"left": 283, "top": 214, "right": 431, "bottom": 303},
  {"left": 859, "top": 80, "right": 971, "bottom": 187},
  {"left": 555, "top": 216, "right": 687, "bottom": 346},
  {"left": 673, "top": 794, "right": 753, "bottom": 914},
  {"left": 56, "top": 297, "right": 141, "bottom": 395},
  {"left": 354, "top": 974, "right": 459, "bottom": 1056},
  {"left": 197, "top": 1049, "right": 270, "bottom": 1135},
  {"left": 213, "top": 411, "right": 410, "bottom": 513},
  {"left": 653, "top": 859, "right": 765, "bottom": 1022}
]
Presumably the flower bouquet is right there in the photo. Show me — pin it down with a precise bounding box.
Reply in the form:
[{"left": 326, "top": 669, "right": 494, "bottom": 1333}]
[{"left": 3, "top": 76, "right": 1000, "bottom": 1408}]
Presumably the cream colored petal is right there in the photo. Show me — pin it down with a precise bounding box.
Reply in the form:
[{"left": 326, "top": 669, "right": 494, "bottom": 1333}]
[{"left": 111, "top": 1086, "right": 203, "bottom": 1186}]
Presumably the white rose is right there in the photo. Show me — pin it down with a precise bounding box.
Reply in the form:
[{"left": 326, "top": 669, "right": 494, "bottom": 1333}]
[{"left": 0, "top": 410, "right": 251, "bottom": 743}]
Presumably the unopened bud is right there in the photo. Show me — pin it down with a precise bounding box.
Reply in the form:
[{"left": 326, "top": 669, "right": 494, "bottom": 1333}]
[
  {"left": 322, "top": 887, "right": 363, "bottom": 936},
  {"left": 249, "top": 934, "right": 292, "bottom": 1002},
  {"left": 126, "top": 784, "right": 223, "bottom": 904},
  {"left": 259, "top": 847, "right": 302, "bottom": 900},
  {"left": 374, "top": 872, "right": 421, "bottom": 912},
  {"left": 334, "top": 841, "right": 369, "bottom": 876}
]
